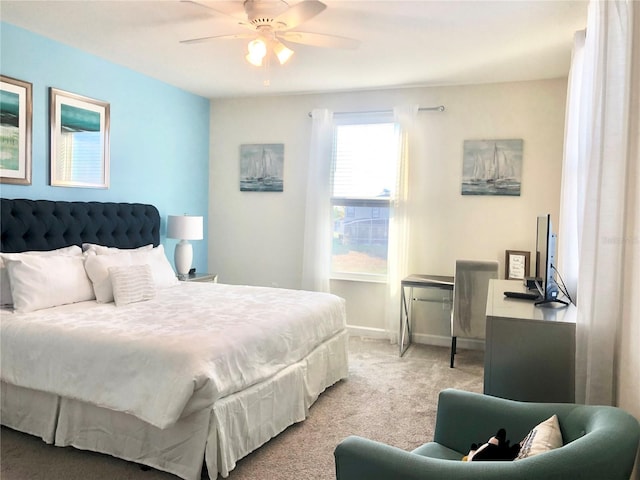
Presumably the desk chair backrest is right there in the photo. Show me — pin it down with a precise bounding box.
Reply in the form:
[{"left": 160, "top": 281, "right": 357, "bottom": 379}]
[{"left": 450, "top": 259, "right": 498, "bottom": 367}]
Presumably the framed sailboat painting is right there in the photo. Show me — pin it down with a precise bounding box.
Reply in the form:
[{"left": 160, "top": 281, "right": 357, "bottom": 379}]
[
  {"left": 461, "top": 139, "right": 523, "bottom": 196},
  {"left": 239, "top": 143, "right": 284, "bottom": 192}
]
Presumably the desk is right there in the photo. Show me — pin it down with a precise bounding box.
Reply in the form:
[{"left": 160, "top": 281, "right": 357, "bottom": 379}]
[
  {"left": 484, "top": 279, "right": 576, "bottom": 402},
  {"left": 399, "top": 274, "right": 454, "bottom": 356}
]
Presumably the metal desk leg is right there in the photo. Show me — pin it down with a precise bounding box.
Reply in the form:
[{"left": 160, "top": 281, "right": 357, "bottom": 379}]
[{"left": 399, "top": 285, "right": 412, "bottom": 356}]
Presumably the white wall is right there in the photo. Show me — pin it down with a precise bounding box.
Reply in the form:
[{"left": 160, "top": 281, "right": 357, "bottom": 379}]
[{"left": 209, "top": 78, "right": 567, "bottom": 338}]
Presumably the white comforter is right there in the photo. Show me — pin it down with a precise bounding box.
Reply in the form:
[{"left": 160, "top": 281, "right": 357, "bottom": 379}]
[{"left": 0, "top": 282, "right": 346, "bottom": 429}]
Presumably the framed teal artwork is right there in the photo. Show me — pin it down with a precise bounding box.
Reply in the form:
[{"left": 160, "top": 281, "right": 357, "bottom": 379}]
[
  {"left": 0, "top": 75, "right": 32, "bottom": 185},
  {"left": 50, "top": 87, "right": 110, "bottom": 188}
]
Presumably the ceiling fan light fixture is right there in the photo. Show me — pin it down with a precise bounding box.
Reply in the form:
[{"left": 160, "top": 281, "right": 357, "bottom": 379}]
[
  {"left": 246, "top": 38, "right": 267, "bottom": 66},
  {"left": 181, "top": 0, "right": 354, "bottom": 69},
  {"left": 273, "top": 42, "right": 294, "bottom": 65},
  {"left": 245, "top": 52, "right": 263, "bottom": 67}
]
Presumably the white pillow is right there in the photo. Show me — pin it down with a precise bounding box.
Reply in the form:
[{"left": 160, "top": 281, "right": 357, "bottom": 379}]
[
  {"left": 110, "top": 264, "right": 156, "bottom": 306},
  {"left": 0, "top": 245, "right": 83, "bottom": 306},
  {"left": 5, "top": 254, "right": 95, "bottom": 313},
  {"left": 82, "top": 243, "right": 153, "bottom": 255},
  {"left": 131, "top": 245, "right": 178, "bottom": 288},
  {"left": 85, "top": 245, "right": 177, "bottom": 303},
  {"left": 84, "top": 252, "right": 134, "bottom": 303},
  {"left": 516, "top": 414, "right": 563, "bottom": 460}
]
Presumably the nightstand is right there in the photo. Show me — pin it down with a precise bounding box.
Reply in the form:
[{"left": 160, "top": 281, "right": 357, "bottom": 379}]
[{"left": 178, "top": 273, "right": 218, "bottom": 283}]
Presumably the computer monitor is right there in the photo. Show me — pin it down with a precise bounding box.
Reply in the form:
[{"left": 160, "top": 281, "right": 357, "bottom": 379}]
[{"left": 535, "top": 214, "right": 568, "bottom": 307}]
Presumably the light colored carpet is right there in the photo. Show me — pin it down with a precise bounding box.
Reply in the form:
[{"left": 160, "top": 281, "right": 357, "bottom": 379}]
[{"left": 0, "top": 337, "right": 484, "bottom": 480}]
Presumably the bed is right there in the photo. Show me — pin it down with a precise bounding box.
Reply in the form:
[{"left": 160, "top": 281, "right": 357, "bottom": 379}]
[{"left": 0, "top": 198, "right": 349, "bottom": 480}]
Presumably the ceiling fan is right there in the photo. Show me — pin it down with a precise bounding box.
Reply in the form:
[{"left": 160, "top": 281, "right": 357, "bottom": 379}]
[{"left": 180, "top": 0, "right": 360, "bottom": 67}]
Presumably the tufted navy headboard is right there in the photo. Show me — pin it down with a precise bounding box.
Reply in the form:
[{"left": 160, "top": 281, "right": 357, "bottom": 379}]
[{"left": 0, "top": 198, "right": 160, "bottom": 253}]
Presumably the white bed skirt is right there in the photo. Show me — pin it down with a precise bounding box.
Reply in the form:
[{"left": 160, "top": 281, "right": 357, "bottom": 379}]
[{"left": 1, "top": 328, "right": 349, "bottom": 479}]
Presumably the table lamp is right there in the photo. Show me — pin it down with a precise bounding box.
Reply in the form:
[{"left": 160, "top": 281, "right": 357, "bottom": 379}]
[{"left": 167, "top": 214, "right": 203, "bottom": 279}]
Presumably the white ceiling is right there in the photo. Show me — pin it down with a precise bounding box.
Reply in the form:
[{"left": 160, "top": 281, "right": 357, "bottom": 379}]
[{"left": 0, "top": 0, "right": 588, "bottom": 99}]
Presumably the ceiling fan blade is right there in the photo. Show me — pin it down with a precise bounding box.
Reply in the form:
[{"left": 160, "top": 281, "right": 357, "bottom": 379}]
[
  {"left": 273, "top": 0, "right": 327, "bottom": 30},
  {"left": 278, "top": 31, "right": 360, "bottom": 49},
  {"left": 180, "top": 32, "right": 256, "bottom": 45},
  {"left": 180, "top": 0, "right": 242, "bottom": 19},
  {"left": 180, "top": 0, "right": 253, "bottom": 29}
]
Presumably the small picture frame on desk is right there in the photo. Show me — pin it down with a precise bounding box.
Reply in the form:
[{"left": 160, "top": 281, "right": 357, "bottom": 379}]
[{"left": 505, "top": 250, "right": 530, "bottom": 280}]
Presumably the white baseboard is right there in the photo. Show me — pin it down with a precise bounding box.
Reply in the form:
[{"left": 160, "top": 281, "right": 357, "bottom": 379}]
[
  {"left": 346, "top": 325, "right": 484, "bottom": 351},
  {"left": 346, "top": 325, "right": 389, "bottom": 340},
  {"left": 411, "top": 333, "right": 485, "bottom": 351}
]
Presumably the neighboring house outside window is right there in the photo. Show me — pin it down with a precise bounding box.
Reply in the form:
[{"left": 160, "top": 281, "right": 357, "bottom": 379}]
[{"left": 330, "top": 119, "right": 400, "bottom": 281}]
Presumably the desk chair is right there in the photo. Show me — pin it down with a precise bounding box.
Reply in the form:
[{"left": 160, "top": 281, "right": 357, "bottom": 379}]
[{"left": 450, "top": 259, "right": 498, "bottom": 367}]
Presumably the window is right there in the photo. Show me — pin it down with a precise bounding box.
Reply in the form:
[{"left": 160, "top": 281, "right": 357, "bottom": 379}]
[{"left": 331, "top": 119, "right": 400, "bottom": 280}]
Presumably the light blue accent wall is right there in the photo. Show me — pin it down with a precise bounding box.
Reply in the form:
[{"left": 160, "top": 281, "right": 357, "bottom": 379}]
[{"left": 0, "top": 22, "right": 210, "bottom": 272}]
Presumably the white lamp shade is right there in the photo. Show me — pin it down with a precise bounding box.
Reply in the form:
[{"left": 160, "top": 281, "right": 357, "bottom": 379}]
[{"left": 167, "top": 215, "right": 203, "bottom": 241}]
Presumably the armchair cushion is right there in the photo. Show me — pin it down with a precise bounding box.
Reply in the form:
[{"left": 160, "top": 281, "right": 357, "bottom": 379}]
[
  {"left": 412, "top": 442, "right": 462, "bottom": 461},
  {"left": 334, "top": 389, "right": 640, "bottom": 480}
]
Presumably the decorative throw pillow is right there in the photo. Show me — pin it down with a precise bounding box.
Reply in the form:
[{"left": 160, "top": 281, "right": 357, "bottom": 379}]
[
  {"left": 5, "top": 254, "right": 95, "bottom": 313},
  {"left": 109, "top": 264, "right": 156, "bottom": 306},
  {"left": 516, "top": 414, "right": 563, "bottom": 460},
  {"left": 0, "top": 245, "right": 83, "bottom": 306}
]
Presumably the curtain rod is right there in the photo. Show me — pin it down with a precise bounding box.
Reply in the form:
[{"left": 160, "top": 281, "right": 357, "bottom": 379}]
[{"left": 307, "top": 105, "right": 445, "bottom": 117}]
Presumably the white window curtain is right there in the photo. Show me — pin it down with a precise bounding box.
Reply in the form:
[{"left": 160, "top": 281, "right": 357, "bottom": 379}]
[
  {"left": 557, "top": 29, "right": 586, "bottom": 303},
  {"left": 385, "top": 105, "right": 419, "bottom": 342},
  {"left": 559, "top": 0, "right": 638, "bottom": 406},
  {"left": 301, "top": 108, "right": 333, "bottom": 293}
]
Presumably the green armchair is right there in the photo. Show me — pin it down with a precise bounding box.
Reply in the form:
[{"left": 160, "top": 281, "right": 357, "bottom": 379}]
[{"left": 334, "top": 389, "right": 640, "bottom": 480}]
